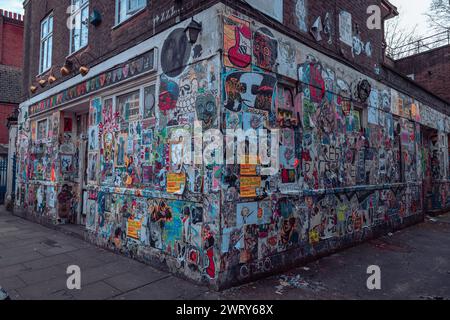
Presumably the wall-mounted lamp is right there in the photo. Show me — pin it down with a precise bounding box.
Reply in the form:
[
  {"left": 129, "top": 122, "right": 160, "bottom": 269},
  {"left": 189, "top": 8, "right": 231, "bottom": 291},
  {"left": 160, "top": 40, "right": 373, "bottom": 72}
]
[
  {"left": 47, "top": 67, "right": 58, "bottom": 84},
  {"left": 60, "top": 58, "right": 91, "bottom": 77},
  {"left": 38, "top": 78, "right": 47, "bottom": 87},
  {"left": 30, "top": 85, "right": 38, "bottom": 94},
  {"left": 48, "top": 74, "right": 57, "bottom": 84},
  {"left": 184, "top": 18, "right": 202, "bottom": 44},
  {"left": 61, "top": 59, "right": 74, "bottom": 76},
  {"left": 79, "top": 66, "right": 90, "bottom": 77},
  {"left": 60, "top": 51, "right": 93, "bottom": 77}
]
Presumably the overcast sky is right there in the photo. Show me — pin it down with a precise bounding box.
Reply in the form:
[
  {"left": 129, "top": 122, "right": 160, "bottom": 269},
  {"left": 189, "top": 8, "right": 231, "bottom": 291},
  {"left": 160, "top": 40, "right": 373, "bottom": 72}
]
[
  {"left": 390, "top": 0, "right": 432, "bottom": 37},
  {"left": 0, "top": 0, "right": 23, "bottom": 14},
  {"left": 0, "top": 0, "right": 433, "bottom": 37}
]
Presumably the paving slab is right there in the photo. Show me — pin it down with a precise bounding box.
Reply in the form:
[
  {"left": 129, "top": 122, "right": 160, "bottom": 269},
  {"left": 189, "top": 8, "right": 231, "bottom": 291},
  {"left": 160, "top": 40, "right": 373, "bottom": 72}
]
[
  {"left": 72, "top": 281, "right": 121, "bottom": 300},
  {"left": 1, "top": 208, "right": 449, "bottom": 300},
  {"left": 104, "top": 271, "right": 169, "bottom": 292}
]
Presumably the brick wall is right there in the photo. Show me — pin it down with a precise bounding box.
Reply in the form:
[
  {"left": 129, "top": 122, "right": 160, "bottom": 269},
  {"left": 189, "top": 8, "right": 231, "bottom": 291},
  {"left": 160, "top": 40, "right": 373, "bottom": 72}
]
[
  {"left": 0, "top": 10, "right": 24, "bottom": 68},
  {"left": 0, "top": 64, "right": 22, "bottom": 104},
  {"left": 0, "top": 9, "right": 23, "bottom": 145},
  {"left": 394, "top": 45, "right": 450, "bottom": 104},
  {"left": 221, "top": 0, "right": 392, "bottom": 79},
  {"left": 24, "top": 0, "right": 395, "bottom": 99},
  {"left": 284, "top": 0, "right": 386, "bottom": 75},
  {"left": 0, "top": 103, "right": 17, "bottom": 144},
  {"left": 23, "top": 0, "right": 219, "bottom": 100}
]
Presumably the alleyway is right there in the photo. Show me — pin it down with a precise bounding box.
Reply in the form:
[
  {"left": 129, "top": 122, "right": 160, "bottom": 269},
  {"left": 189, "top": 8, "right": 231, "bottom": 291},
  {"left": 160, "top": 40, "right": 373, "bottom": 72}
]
[{"left": 0, "top": 208, "right": 449, "bottom": 300}]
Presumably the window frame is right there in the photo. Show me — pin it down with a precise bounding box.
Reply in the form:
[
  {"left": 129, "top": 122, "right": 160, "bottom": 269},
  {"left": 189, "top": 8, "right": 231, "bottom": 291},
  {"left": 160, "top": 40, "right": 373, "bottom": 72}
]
[
  {"left": 102, "top": 82, "right": 156, "bottom": 125},
  {"left": 69, "top": 0, "right": 90, "bottom": 55},
  {"left": 116, "top": 89, "right": 141, "bottom": 125},
  {"left": 39, "top": 13, "right": 54, "bottom": 74},
  {"left": 36, "top": 118, "right": 49, "bottom": 141},
  {"left": 115, "top": 0, "right": 147, "bottom": 26}
]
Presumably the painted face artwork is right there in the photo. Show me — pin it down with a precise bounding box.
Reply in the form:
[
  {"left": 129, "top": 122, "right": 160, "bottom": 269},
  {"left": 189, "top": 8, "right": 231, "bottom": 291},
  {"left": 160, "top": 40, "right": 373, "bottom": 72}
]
[
  {"left": 177, "top": 73, "right": 198, "bottom": 114},
  {"left": 253, "top": 28, "right": 278, "bottom": 70},
  {"left": 240, "top": 73, "right": 264, "bottom": 109},
  {"left": 224, "top": 71, "right": 277, "bottom": 112},
  {"left": 298, "top": 57, "right": 326, "bottom": 103},
  {"left": 159, "top": 76, "right": 179, "bottom": 113},
  {"left": 195, "top": 94, "right": 217, "bottom": 129}
]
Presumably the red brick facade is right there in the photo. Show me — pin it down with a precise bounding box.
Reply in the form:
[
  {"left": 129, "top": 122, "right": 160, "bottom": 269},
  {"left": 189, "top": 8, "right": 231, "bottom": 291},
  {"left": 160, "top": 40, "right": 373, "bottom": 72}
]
[
  {"left": 394, "top": 45, "right": 450, "bottom": 104},
  {"left": 24, "top": 0, "right": 397, "bottom": 99},
  {"left": 0, "top": 10, "right": 24, "bottom": 68},
  {"left": 23, "top": 0, "right": 220, "bottom": 100},
  {"left": 0, "top": 10, "right": 24, "bottom": 145}
]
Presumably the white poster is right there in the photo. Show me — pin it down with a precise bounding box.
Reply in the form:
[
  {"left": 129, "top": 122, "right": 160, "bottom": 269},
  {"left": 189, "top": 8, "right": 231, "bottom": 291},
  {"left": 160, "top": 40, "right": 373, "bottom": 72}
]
[{"left": 339, "top": 11, "right": 353, "bottom": 47}]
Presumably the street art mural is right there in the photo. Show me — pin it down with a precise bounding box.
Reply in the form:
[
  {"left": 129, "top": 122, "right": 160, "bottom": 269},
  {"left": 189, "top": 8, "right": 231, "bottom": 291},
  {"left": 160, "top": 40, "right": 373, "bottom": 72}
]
[
  {"left": 15, "top": 8, "right": 450, "bottom": 289},
  {"left": 224, "top": 15, "right": 252, "bottom": 70}
]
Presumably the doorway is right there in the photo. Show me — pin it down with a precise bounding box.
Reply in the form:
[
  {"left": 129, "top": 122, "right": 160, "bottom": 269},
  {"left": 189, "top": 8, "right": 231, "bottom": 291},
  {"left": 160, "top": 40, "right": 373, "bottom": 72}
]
[
  {"left": 421, "top": 126, "right": 439, "bottom": 212},
  {"left": 58, "top": 102, "right": 89, "bottom": 225}
]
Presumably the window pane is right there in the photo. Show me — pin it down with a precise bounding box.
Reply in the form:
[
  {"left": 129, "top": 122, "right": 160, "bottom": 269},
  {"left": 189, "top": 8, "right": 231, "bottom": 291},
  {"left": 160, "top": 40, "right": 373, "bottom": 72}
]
[
  {"left": 49, "top": 16, "right": 53, "bottom": 33},
  {"left": 128, "top": 0, "right": 145, "bottom": 12},
  {"left": 40, "top": 43, "right": 45, "bottom": 72},
  {"left": 72, "top": 12, "right": 81, "bottom": 52},
  {"left": 118, "top": 0, "right": 145, "bottom": 24},
  {"left": 41, "top": 20, "right": 47, "bottom": 38},
  {"left": 117, "top": 90, "right": 140, "bottom": 125},
  {"left": 47, "top": 36, "right": 52, "bottom": 69},
  {"left": 143, "top": 85, "right": 156, "bottom": 119},
  {"left": 44, "top": 39, "right": 49, "bottom": 71},
  {"left": 118, "top": 0, "right": 127, "bottom": 23},
  {"left": 40, "top": 14, "right": 53, "bottom": 72},
  {"left": 72, "top": 0, "right": 81, "bottom": 10},
  {"left": 44, "top": 40, "right": 49, "bottom": 71},
  {"left": 81, "top": 6, "right": 89, "bottom": 47},
  {"left": 37, "top": 120, "right": 48, "bottom": 140}
]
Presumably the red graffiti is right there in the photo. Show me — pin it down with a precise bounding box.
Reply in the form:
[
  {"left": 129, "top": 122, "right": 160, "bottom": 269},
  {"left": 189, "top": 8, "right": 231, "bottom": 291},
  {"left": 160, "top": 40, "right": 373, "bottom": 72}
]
[
  {"left": 205, "top": 247, "right": 215, "bottom": 279},
  {"left": 228, "top": 25, "right": 252, "bottom": 69},
  {"left": 308, "top": 63, "right": 325, "bottom": 103}
]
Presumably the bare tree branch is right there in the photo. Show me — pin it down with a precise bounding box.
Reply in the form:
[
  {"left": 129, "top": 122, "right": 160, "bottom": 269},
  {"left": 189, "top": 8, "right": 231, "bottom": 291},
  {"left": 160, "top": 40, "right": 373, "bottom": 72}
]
[
  {"left": 385, "top": 14, "right": 420, "bottom": 59},
  {"left": 426, "top": 0, "right": 450, "bottom": 32}
]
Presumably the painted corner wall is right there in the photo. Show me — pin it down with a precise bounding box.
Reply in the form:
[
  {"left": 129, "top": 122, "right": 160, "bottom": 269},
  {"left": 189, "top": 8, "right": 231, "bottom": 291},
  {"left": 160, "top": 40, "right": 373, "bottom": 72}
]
[
  {"left": 216, "top": 4, "right": 450, "bottom": 288},
  {"left": 14, "top": 2, "right": 450, "bottom": 290},
  {"left": 15, "top": 6, "right": 225, "bottom": 287}
]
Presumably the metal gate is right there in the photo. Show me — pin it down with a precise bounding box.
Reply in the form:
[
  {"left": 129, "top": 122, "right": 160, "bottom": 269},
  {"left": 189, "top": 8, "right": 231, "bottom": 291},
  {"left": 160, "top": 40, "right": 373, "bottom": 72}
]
[{"left": 0, "top": 157, "right": 7, "bottom": 205}]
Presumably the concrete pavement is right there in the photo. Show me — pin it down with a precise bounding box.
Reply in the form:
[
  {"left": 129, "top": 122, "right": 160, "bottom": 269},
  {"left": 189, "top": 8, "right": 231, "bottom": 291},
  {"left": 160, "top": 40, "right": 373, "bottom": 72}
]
[
  {"left": 0, "top": 209, "right": 207, "bottom": 300},
  {"left": 0, "top": 208, "right": 449, "bottom": 300}
]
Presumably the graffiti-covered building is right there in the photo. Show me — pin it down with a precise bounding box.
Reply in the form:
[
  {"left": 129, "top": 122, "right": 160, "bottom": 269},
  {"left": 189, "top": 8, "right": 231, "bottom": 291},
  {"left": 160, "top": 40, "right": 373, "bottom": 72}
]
[{"left": 16, "top": 0, "right": 450, "bottom": 289}]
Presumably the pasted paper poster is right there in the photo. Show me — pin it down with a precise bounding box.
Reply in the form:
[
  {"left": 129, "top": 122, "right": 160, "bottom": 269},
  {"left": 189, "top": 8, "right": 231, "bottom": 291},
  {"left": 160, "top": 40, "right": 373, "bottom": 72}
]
[
  {"left": 167, "top": 172, "right": 186, "bottom": 194},
  {"left": 127, "top": 219, "right": 142, "bottom": 240},
  {"left": 240, "top": 176, "right": 261, "bottom": 198},
  {"left": 339, "top": 11, "right": 352, "bottom": 47}
]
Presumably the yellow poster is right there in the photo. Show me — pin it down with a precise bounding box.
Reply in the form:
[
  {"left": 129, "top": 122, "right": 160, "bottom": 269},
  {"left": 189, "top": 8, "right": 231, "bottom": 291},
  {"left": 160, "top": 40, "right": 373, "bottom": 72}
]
[
  {"left": 167, "top": 172, "right": 186, "bottom": 194},
  {"left": 309, "top": 230, "right": 320, "bottom": 244},
  {"left": 127, "top": 219, "right": 141, "bottom": 240},
  {"left": 240, "top": 176, "right": 261, "bottom": 198},
  {"left": 240, "top": 164, "right": 257, "bottom": 176}
]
